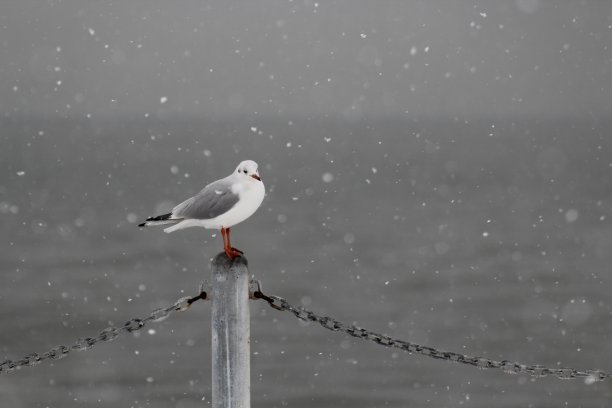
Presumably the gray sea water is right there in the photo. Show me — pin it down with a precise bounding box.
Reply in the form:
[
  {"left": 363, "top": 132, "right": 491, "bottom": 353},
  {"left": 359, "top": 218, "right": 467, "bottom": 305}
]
[{"left": 1, "top": 116, "right": 611, "bottom": 407}]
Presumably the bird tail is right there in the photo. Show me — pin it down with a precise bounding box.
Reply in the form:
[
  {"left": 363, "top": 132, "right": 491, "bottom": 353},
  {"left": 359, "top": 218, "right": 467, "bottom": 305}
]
[
  {"left": 163, "top": 222, "right": 187, "bottom": 233},
  {"left": 138, "top": 213, "right": 182, "bottom": 228}
]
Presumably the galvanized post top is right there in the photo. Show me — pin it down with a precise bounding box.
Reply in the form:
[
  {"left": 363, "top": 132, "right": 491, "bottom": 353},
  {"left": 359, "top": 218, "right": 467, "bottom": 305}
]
[{"left": 211, "top": 252, "right": 248, "bottom": 270}]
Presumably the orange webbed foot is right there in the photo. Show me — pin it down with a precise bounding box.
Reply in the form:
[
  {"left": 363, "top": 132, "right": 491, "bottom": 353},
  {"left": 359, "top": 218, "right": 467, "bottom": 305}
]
[{"left": 224, "top": 247, "right": 243, "bottom": 260}]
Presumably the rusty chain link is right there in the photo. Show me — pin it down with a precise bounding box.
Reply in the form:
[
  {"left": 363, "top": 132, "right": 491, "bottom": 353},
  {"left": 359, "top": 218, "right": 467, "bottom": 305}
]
[
  {"left": 254, "top": 291, "right": 611, "bottom": 383},
  {"left": 0, "top": 289, "right": 208, "bottom": 375}
]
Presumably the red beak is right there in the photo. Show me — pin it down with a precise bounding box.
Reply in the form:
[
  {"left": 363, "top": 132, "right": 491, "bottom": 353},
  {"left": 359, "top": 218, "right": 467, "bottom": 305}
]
[{"left": 251, "top": 174, "right": 261, "bottom": 181}]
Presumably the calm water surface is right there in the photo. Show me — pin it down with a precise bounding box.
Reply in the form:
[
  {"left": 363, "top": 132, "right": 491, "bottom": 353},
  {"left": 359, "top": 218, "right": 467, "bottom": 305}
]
[{"left": 1, "top": 117, "right": 611, "bottom": 407}]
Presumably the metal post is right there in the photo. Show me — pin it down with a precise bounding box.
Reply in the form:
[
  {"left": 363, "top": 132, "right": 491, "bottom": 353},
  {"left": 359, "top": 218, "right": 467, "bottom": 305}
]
[{"left": 211, "top": 253, "right": 250, "bottom": 408}]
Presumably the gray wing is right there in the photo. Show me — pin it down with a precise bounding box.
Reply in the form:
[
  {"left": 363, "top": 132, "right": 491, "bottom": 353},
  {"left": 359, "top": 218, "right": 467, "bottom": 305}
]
[{"left": 172, "top": 178, "right": 240, "bottom": 220}]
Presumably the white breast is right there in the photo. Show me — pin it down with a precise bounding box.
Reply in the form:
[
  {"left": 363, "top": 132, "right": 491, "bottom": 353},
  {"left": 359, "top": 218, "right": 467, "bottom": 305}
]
[{"left": 206, "top": 180, "right": 265, "bottom": 229}]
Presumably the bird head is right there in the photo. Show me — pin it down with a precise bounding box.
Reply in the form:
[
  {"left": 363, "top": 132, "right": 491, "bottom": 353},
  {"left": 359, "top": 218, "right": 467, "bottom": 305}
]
[{"left": 235, "top": 160, "right": 261, "bottom": 182}]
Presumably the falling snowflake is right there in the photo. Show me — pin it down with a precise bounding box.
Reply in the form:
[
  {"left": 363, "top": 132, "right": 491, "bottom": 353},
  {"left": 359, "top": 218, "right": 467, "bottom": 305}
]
[{"left": 322, "top": 172, "right": 334, "bottom": 183}]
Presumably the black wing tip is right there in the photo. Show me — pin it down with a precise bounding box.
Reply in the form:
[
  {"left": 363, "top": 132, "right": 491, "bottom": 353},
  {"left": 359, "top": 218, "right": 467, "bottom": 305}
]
[
  {"left": 138, "top": 212, "right": 172, "bottom": 228},
  {"left": 150, "top": 213, "right": 172, "bottom": 221}
]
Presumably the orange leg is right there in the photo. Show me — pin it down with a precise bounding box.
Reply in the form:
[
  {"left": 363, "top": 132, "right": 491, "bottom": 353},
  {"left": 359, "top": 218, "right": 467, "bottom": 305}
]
[
  {"left": 226, "top": 227, "right": 244, "bottom": 255},
  {"left": 221, "top": 227, "right": 243, "bottom": 260}
]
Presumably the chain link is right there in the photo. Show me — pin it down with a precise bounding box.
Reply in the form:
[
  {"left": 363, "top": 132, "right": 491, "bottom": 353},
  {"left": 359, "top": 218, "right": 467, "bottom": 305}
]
[
  {"left": 254, "top": 292, "right": 611, "bottom": 383},
  {"left": 4, "top": 280, "right": 610, "bottom": 384},
  {"left": 0, "top": 291, "right": 208, "bottom": 375}
]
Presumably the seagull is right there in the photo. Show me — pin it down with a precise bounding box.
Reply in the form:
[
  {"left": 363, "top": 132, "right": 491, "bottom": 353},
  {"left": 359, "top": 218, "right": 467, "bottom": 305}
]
[{"left": 139, "top": 160, "right": 265, "bottom": 260}]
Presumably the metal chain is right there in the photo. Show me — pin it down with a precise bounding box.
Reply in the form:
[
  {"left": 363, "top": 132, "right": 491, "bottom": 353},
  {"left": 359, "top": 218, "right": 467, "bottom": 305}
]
[
  {"left": 254, "top": 291, "right": 611, "bottom": 383},
  {"left": 4, "top": 279, "right": 609, "bottom": 384},
  {"left": 0, "top": 290, "right": 208, "bottom": 375}
]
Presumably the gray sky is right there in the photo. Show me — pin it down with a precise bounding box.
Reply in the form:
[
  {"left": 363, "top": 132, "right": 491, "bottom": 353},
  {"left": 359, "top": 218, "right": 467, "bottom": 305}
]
[{"left": 1, "top": 0, "right": 611, "bottom": 118}]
